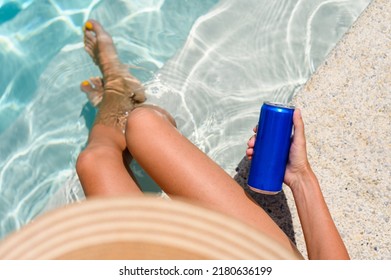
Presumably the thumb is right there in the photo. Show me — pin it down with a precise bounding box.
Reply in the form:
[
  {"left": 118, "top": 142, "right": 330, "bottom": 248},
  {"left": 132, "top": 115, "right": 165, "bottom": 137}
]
[{"left": 292, "top": 109, "right": 306, "bottom": 145}]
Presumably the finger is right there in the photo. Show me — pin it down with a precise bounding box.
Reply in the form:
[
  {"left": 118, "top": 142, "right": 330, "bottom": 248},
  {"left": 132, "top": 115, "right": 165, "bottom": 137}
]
[
  {"left": 247, "top": 135, "right": 256, "bottom": 148},
  {"left": 292, "top": 109, "right": 306, "bottom": 145},
  {"left": 253, "top": 125, "right": 258, "bottom": 133},
  {"left": 246, "top": 148, "right": 254, "bottom": 159}
]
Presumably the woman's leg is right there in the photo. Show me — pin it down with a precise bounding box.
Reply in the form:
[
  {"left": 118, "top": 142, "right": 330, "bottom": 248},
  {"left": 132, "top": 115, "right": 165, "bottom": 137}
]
[
  {"left": 77, "top": 19, "right": 298, "bottom": 254},
  {"left": 76, "top": 124, "right": 142, "bottom": 197},
  {"left": 125, "top": 106, "right": 298, "bottom": 252},
  {"left": 76, "top": 20, "right": 145, "bottom": 197}
]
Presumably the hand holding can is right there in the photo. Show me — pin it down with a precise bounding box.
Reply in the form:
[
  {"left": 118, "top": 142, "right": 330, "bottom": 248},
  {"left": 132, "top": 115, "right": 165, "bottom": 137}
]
[{"left": 247, "top": 102, "right": 294, "bottom": 195}]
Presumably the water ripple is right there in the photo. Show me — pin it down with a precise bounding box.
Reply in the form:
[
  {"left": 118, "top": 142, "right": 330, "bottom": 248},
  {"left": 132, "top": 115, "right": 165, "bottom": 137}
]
[
  {"left": 0, "top": 0, "right": 371, "bottom": 239},
  {"left": 0, "top": 0, "right": 220, "bottom": 239},
  {"left": 154, "top": 0, "right": 371, "bottom": 172}
]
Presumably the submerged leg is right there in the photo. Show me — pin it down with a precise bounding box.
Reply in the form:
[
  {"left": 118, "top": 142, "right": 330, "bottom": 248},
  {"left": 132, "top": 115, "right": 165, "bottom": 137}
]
[
  {"left": 83, "top": 19, "right": 146, "bottom": 131},
  {"left": 76, "top": 20, "right": 146, "bottom": 197}
]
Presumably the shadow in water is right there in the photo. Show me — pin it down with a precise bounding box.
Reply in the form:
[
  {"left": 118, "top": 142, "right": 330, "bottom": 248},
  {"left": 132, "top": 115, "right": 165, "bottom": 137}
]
[
  {"left": 80, "top": 102, "right": 97, "bottom": 132},
  {"left": 0, "top": 2, "right": 22, "bottom": 25},
  {"left": 233, "top": 156, "right": 296, "bottom": 244}
]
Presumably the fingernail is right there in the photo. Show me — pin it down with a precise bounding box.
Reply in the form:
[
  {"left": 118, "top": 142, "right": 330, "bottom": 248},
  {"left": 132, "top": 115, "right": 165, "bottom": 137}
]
[
  {"left": 81, "top": 80, "right": 90, "bottom": 86},
  {"left": 296, "top": 109, "right": 302, "bottom": 118},
  {"left": 85, "top": 21, "right": 93, "bottom": 30}
]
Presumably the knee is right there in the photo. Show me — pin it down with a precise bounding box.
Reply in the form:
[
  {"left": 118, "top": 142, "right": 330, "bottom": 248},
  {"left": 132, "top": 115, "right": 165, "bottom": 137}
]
[
  {"left": 126, "top": 106, "right": 176, "bottom": 132},
  {"left": 76, "top": 149, "right": 96, "bottom": 178},
  {"left": 76, "top": 146, "right": 111, "bottom": 178}
]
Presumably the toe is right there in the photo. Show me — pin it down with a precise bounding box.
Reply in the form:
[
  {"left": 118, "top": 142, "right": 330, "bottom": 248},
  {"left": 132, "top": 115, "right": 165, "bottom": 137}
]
[
  {"left": 84, "top": 19, "right": 105, "bottom": 36},
  {"left": 84, "top": 30, "right": 96, "bottom": 44},
  {"left": 90, "top": 77, "right": 103, "bottom": 89},
  {"left": 85, "top": 21, "right": 93, "bottom": 31},
  {"left": 80, "top": 80, "right": 93, "bottom": 93},
  {"left": 80, "top": 80, "right": 103, "bottom": 107},
  {"left": 84, "top": 45, "right": 95, "bottom": 60},
  {"left": 84, "top": 30, "right": 96, "bottom": 52}
]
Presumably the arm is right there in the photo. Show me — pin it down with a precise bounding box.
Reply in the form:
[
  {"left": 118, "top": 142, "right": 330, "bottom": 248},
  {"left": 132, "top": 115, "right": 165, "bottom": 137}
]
[
  {"left": 247, "top": 109, "right": 350, "bottom": 260},
  {"left": 288, "top": 166, "right": 350, "bottom": 259}
]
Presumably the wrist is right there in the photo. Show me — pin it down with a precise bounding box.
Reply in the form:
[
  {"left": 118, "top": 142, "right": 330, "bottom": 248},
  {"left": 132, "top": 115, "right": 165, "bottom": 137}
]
[{"left": 288, "top": 164, "right": 318, "bottom": 194}]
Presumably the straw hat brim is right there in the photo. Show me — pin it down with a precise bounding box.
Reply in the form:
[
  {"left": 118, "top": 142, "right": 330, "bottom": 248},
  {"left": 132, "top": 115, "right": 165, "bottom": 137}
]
[{"left": 0, "top": 196, "right": 302, "bottom": 260}]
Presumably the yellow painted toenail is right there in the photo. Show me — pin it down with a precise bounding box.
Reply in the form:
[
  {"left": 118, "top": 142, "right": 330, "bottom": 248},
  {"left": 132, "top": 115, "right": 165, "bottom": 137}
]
[
  {"left": 82, "top": 80, "right": 90, "bottom": 86},
  {"left": 85, "top": 21, "right": 93, "bottom": 30}
]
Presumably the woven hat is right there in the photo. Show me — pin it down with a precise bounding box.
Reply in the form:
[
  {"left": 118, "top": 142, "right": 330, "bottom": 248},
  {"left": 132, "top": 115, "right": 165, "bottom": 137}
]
[{"left": 0, "top": 196, "right": 302, "bottom": 259}]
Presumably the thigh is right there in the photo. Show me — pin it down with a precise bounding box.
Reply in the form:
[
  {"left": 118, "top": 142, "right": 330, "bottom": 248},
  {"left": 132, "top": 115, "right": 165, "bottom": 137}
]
[{"left": 125, "top": 107, "right": 297, "bottom": 252}]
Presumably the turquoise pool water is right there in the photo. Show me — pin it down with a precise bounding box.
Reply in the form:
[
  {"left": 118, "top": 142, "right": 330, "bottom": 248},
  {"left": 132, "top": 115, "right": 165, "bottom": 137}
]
[{"left": 0, "top": 0, "right": 371, "bottom": 239}]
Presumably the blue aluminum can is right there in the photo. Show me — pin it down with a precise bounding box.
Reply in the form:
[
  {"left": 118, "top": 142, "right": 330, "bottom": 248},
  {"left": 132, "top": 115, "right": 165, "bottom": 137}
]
[{"left": 248, "top": 102, "right": 295, "bottom": 194}]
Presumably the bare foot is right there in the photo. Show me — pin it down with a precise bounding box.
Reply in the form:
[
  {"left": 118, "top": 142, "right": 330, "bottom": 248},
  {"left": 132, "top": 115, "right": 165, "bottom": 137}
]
[
  {"left": 83, "top": 19, "right": 146, "bottom": 130},
  {"left": 84, "top": 19, "right": 146, "bottom": 103},
  {"left": 80, "top": 77, "right": 104, "bottom": 107}
]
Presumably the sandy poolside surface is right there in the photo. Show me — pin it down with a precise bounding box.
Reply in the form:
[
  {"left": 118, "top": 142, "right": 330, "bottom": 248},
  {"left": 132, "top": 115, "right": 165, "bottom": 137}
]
[{"left": 235, "top": 0, "right": 390, "bottom": 259}]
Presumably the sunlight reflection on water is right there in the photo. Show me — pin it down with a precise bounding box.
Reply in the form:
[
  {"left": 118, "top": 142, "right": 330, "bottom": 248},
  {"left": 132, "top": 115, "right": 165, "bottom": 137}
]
[{"left": 0, "top": 0, "right": 371, "bottom": 238}]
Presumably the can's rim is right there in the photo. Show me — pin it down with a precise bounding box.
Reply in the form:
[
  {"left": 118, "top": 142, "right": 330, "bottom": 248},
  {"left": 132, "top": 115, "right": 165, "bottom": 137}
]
[{"left": 264, "top": 101, "right": 295, "bottom": 109}]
